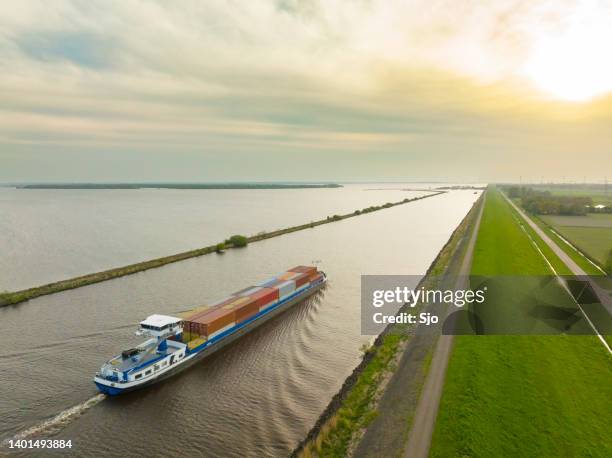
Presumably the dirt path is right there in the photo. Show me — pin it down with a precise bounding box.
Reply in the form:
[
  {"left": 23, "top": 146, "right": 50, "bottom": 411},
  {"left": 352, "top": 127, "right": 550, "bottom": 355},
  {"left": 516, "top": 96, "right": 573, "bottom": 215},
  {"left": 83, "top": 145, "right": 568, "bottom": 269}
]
[
  {"left": 351, "top": 197, "right": 484, "bottom": 458},
  {"left": 401, "top": 195, "right": 484, "bottom": 458}
]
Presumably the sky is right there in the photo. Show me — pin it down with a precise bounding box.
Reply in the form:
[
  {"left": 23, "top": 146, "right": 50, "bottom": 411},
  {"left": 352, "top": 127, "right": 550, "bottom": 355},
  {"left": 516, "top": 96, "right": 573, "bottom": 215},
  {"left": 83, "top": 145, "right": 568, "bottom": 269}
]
[{"left": 1, "top": 0, "right": 611, "bottom": 183}]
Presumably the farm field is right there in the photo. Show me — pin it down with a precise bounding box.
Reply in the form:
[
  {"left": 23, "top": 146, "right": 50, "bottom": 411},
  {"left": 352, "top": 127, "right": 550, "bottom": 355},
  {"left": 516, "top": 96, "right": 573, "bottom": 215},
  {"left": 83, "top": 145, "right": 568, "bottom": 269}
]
[
  {"left": 541, "top": 214, "right": 612, "bottom": 266},
  {"left": 430, "top": 187, "right": 612, "bottom": 457}
]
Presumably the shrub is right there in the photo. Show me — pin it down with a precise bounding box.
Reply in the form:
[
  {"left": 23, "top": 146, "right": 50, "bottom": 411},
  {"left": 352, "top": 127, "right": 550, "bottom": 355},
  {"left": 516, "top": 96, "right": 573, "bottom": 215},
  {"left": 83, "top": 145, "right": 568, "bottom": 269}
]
[
  {"left": 228, "top": 235, "right": 248, "bottom": 247},
  {"left": 215, "top": 242, "right": 226, "bottom": 253}
]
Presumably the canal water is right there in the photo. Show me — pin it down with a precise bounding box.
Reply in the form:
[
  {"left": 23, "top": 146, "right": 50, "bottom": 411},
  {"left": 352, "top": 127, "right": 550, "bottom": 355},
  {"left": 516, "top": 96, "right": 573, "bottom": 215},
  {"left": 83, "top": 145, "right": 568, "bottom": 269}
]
[{"left": 0, "top": 186, "right": 480, "bottom": 457}]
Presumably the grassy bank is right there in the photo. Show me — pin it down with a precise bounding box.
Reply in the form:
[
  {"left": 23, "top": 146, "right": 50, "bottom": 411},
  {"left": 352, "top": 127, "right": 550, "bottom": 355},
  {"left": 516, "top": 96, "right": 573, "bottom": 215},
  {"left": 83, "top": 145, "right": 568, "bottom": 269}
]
[
  {"left": 293, "top": 192, "right": 483, "bottom": 457},
  {"left": 0, "top": 192, "right": 445, "bottom": 307},
  {"left": 431, "top": 187, "right": 612, "bottom": 457}
]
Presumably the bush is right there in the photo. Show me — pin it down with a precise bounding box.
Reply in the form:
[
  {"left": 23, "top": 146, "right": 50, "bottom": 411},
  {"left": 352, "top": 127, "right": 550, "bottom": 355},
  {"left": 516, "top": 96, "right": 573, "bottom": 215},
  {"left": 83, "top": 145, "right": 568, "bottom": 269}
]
[
  {"left": 228, "top": 235, "right": 248, "bottom": 247},
  {"left": 215, "top": 242, "right": 226, "bottom": 253}
]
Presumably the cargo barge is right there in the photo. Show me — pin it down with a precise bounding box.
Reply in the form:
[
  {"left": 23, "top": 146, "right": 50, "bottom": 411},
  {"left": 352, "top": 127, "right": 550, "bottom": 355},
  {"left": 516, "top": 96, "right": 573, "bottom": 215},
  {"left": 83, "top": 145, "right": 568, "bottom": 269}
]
[{"left": 94, "top": 266, "right": 326, "bottom": 395}]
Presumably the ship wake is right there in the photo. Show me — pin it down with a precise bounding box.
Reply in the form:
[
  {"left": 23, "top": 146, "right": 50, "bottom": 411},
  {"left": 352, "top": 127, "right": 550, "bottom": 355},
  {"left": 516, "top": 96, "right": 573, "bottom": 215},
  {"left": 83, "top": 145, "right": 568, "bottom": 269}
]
[{"left": 2, "top": 394, "right": 106, "bottom": 444}]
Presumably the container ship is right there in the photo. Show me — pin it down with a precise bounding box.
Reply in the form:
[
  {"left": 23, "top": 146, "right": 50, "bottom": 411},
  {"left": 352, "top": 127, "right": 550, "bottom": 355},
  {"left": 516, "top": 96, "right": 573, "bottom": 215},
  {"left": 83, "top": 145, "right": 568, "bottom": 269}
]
[{"left": 94, "top": 266, "right": 326, "bottom": 395}]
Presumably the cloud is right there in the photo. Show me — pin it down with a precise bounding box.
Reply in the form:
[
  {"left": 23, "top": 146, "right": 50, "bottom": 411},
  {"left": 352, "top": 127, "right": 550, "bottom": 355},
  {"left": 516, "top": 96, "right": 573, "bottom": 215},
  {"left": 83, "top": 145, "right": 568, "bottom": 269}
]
[{"left": 0, "top": 0, "right": 611, "bottom": 181}]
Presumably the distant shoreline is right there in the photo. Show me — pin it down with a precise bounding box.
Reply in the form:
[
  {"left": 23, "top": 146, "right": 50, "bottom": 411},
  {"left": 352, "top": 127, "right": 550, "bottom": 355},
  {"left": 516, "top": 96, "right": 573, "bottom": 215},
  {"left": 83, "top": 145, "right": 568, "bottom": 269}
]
[
  {"left": 0, "top": 191, "right": 445, "bottom": 307},
  {"left": 13, "top": 183, "right": 343, "bottom": 190}
]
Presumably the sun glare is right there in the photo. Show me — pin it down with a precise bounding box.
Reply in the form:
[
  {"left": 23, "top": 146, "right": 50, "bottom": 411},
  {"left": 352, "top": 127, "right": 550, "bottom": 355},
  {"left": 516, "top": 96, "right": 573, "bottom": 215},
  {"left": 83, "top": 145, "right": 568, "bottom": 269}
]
[{"left": 522, "top": 2, "right": 612, "bottom": 102}]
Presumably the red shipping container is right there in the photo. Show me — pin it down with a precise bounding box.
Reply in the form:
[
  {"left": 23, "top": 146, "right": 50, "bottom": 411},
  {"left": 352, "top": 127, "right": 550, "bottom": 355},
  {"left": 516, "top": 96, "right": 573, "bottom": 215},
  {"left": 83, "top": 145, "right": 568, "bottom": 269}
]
[
  {"left": 293, "top": 272, "right": 310, "bottom": 288},
  {"left": 249, "top": 287, "right": 279, "bottom": 307},
  {"left": 288, "top": 265, "right": 317, "bottom": 276}
]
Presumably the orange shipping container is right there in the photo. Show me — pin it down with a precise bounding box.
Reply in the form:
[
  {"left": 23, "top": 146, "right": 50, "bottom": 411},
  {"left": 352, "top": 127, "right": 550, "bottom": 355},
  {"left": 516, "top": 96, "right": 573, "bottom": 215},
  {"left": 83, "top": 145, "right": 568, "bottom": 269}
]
[
  {"left": 234, "top": 301, "right": 259, "bottom": 323},
  {"left": 191, "top": 308, "right": 236, "bottom": 336},
  {"left": 221, "top": 296, "right": 251, "bottom": 310},
  {"left": 186, "top": 296, "right": 234, "bottom": 321},
  {"left": 289, "top": 266, "right": 317, "bottom": 276},
  {"left": 278, "top": 271, "right": 300, "bottom": 281}
]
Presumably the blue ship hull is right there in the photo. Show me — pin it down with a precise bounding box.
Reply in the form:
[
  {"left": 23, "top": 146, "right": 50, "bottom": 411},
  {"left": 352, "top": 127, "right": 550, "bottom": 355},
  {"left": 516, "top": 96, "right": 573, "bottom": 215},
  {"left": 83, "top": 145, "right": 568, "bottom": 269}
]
[{"left": 95, "top": 275, "right": 326, "bottom": 396}]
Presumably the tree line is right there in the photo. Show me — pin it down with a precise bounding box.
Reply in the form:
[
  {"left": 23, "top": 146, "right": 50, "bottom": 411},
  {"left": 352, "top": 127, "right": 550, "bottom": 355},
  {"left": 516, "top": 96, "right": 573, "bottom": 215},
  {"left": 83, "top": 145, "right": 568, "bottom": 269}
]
[{"left": 505, "top": 186, "right": 592, "bottom": 216}]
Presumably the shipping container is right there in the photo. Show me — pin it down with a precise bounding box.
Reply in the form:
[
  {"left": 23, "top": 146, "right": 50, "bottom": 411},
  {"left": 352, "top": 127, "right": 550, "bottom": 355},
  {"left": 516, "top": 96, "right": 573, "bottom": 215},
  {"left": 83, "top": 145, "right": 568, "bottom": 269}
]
[
  {"left": 236, "top": 286, "right": 262, "bottom": 297},
  {"left": 277, "top": 271, "right": 300, "bottom": 281},
  {"left": 190, "top": 308, "right": 236, "bottom": 336},
  {"left": 221, "top": 296, "right": 251, "bottom": 310},
  {"left": 180, "top": 304, "right": 213, "bottom": 320},
  {"left": 187, "top": 336, "right": 207, "bottom": 350},
  {"left": 276, "top": 280, "right": 296, "bottom": 298},
  {"left": 207, "top": 322, "right": 236, "bottom": 340},
  {"left": 257, "top": 277, "right": 278, "bottom": 288},
  {"left": 293, "top": 272, "right": 310, "bottom": 288},
  {"left": 248, "top": 287, "right": 279, "bottom": 307},
  {"left": 186, "top": 298, "right": 232, "bottom": 321},
  {"left": 309, "top": 273, "right": 323, "bottom": 283},
  {"left": 288, "top": 266, "right": 317, "bottom": 276},
  {"left": 234, "top": 301, "right": 259, "bottom": 323}
]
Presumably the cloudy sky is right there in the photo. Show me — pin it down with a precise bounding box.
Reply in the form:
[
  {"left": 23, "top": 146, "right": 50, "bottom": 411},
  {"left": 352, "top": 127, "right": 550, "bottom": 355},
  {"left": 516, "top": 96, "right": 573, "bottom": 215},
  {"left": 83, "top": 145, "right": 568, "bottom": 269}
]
[{"left": 1, "top": 0, "right": 611, "bottom": 183}]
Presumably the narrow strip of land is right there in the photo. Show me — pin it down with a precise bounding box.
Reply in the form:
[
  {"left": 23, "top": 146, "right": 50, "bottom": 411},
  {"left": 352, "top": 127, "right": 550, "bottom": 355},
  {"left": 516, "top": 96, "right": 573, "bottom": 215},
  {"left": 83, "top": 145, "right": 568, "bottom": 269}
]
[
  {"left": 0, "top": 191, "right": 445, "bottom": 307},
  {"left": 403, "top": 193, "right": 484, "bottom": 458}
]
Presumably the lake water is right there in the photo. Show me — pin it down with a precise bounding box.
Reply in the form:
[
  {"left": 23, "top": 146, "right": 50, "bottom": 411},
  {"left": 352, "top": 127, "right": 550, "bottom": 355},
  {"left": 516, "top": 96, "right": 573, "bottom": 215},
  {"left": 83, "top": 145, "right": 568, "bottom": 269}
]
[
  {"left": 1, "top": 184, "right": 435, "bottom": 290},
  {"left": 0, "top": 185, "right": 481, "bottom": 457}
]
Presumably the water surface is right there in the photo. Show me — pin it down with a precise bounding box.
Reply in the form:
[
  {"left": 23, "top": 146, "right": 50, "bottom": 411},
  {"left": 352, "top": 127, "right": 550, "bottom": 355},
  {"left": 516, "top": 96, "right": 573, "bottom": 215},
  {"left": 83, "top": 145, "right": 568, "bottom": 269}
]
[{"left": 0, "top": 188, "right": 481, "bottom": 457}]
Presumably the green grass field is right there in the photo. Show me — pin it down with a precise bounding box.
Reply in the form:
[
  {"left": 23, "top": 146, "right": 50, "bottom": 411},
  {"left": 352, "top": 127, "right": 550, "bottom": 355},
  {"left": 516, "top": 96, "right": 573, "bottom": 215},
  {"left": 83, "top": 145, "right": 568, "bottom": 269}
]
[
  {"left": 540, "top": 214, "right": 612, "bottom": 269},
  {"left": 552, "top": 226, "right": 611, "bottom": 266},
  {"left": 431, "top": 187, "right": 612, "bottom": 457},
  {"left": 530, "top": 215, "right": 605, "bottom": 276},
  {"left": 542, "top": 214, "right": 612, "bottom": 228}
]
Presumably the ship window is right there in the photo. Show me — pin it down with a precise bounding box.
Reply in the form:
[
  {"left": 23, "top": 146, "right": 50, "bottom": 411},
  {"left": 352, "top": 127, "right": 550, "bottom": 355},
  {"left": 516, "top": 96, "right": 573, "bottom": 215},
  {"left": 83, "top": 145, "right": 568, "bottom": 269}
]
[
  {"left": 145, "top": 370, "right": 151, "bottom": 375},
  {"left": 154, "top": 364, "right": 159, "bottom": 371},
  {"left": 135, "top": 373, "right": 142, "bottom": 379},
  {"left": 161, "top": 361, "right": 167, "bottom": 367}
]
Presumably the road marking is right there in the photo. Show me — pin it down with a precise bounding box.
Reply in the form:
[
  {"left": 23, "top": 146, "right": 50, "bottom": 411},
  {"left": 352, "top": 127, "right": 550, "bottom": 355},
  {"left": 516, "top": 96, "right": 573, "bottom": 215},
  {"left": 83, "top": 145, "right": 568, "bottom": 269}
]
[{"left": 504, "top": 195, "right": 611, "bottom": 355}]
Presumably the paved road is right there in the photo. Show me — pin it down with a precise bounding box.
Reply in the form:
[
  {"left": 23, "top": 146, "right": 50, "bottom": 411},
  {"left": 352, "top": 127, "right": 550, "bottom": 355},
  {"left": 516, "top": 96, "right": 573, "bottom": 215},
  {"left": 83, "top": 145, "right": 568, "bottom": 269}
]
[
  {"left": 403, "top": 197, "right": 484, "bottom": 458},
  {"left": 503, "top": 194, "right": 612, "bottom": 314}
]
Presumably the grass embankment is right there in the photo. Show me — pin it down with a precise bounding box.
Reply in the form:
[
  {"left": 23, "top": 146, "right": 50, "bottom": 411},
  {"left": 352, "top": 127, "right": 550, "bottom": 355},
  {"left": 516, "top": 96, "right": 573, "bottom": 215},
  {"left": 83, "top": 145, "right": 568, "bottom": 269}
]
[
  {"left": 294, "top": 193, "right": 483, "bottom": 458},
  {"left": 0, "top": 192, "right": 445, "bottom": 307},
  {"left": 431, "top": 187, "right": 612, "bottom": 457}
]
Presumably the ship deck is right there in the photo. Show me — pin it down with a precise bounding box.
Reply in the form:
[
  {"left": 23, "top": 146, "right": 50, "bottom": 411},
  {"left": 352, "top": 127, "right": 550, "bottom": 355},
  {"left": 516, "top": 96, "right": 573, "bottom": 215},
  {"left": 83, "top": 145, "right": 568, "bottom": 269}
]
[{"left": 108, "top": 341, "right": 183, "bottom": 372}]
